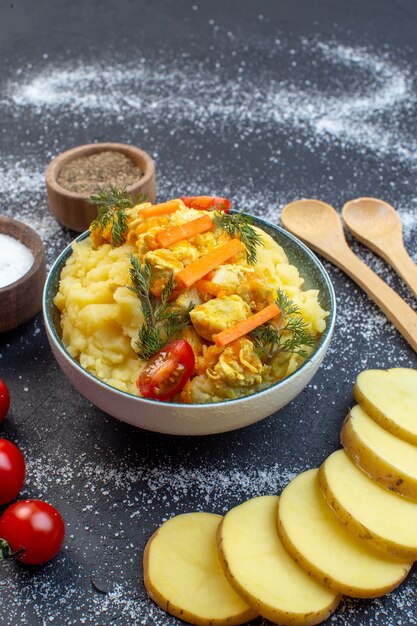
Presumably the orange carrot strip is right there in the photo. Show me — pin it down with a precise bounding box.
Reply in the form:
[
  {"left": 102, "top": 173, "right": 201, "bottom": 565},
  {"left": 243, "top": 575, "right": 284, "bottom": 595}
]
[
  {"left": 139, "top": 200, "right": 180, "bottom": 219},
  {"left": 212, "top": 303, "right": 281, "bottom": 347},
  {"left": 176, "top": 239, "right": 245, "bottom": 288},
  {"left": 155, "top": 214, "right": 214, "bottom": 248}
]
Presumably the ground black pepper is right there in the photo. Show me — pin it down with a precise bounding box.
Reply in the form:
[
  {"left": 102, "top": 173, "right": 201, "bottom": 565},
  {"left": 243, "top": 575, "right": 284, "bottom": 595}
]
[{"left": 57, "top": 151, "right": 143, "bottom": 194}]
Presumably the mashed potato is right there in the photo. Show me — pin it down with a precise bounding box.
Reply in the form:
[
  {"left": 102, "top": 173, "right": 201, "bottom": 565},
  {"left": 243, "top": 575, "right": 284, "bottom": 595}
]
[{"left": 54, "top": 198, "right": 328, "bottom": 402}]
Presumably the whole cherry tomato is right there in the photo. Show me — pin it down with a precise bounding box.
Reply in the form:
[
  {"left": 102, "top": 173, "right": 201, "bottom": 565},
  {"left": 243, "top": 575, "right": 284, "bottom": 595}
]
[
  {"left": 0, "top": 380, "right": 10, "bottom": 423},
  {"left": 180, "top": 196, "right": 231, "bottom": 212},
  {"left": 0, "top": 500, "right": 65, "bottom": 565},
  {"left": 0, "top": 439, "right": 26, "bottom": 505},
  {"left": 137, "top": 339, "right": 195, "bottom": 401}
]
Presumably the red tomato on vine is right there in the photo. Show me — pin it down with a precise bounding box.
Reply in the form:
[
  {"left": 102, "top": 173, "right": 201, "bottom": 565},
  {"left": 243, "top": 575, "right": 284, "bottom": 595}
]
[{"left": 0, "top": 500, "right": 65, "bottom": 565}]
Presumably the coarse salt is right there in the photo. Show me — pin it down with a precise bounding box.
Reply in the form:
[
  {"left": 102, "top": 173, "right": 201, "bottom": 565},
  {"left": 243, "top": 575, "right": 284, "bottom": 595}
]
[{"left": 0, "top": 233, "right": 34, "bottom": 288}]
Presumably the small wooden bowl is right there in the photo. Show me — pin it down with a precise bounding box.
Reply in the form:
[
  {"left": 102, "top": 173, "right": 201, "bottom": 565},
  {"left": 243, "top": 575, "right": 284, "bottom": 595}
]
[
  {"left": 0, "top": 216, "right": 46, "bottom": 333},
  {"left": 45, "top": 142, "right": 157, "bottom": 232}
]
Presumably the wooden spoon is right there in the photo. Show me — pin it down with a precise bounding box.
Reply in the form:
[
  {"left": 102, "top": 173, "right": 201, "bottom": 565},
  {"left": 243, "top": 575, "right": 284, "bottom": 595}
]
[
  {"left": 281, "top": 199, "right": 417, "bottom": 352},
  {"left": 342, "top": 197, "right": 417, "bottom": 300}
]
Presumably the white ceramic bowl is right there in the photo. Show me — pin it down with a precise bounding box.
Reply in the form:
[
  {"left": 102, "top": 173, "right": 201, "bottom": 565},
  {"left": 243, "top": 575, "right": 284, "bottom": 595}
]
[{"left": 43, "top": 215, "right": 336, "bottom": 435}]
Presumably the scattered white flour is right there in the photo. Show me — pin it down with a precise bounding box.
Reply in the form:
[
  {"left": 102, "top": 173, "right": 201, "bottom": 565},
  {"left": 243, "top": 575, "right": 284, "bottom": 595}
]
[
  {"left": 6, "top": 41, "right": 417, "bottom": 166},
  {"left": 0, "top": 157, "right": 44, "bottom": 199},
  {"left": 1, "top": 38, "right": 417, "bottom": 249},
  {"left": 23, "top": 449, "right": 300, "bottom": 507},
  {"left": 0, "top": 234, "right": 34, "bottom": 288},
  {"left": 0, "top": 157, "right": 61, "bottom": 249}
]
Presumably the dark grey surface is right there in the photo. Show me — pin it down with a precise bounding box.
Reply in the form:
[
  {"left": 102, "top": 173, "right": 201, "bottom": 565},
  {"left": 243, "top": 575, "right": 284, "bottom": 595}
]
[{"left": 1, "top": 1, "right": 417, "bottom": 624}]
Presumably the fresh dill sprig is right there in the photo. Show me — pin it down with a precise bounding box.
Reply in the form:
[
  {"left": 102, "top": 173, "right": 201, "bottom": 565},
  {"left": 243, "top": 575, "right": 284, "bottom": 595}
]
[
  {"left": 248, "top": 325, "right": 277, "bottom": 360},
  {"left": 128, "top": 256, "right": 154, "bottom": 325},
  {"left": 89, "top": 186, "right": 133, "bottom": 245},
  {"left": 89, "top": 186, "right": 148, "bottom": 246},
  {"left": 249, "top": 289, "right": 316, "bottom": 361},
  {"left": 128, "top": 255, "right": 194, "bottom": 360},
  {"left": 212, "top": 211, "right": 263, "bottom": 265},
  {"left": 275, "top": 289, "right": 300, "bottom": 316}
]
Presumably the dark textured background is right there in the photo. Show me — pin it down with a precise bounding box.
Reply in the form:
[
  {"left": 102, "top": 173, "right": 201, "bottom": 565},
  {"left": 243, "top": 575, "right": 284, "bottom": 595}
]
[{"left": 1, "top": 1, "right": 417, "bottom": 624}]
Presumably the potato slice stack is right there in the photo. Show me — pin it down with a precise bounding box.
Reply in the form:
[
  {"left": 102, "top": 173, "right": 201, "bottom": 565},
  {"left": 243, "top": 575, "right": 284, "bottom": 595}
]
[
  {"left": 217, "top": 496, "right": 340, "bottom": 625},
  {"left": 144, "top": 367, "right": 417, "bottom": 625},
  {"left": 277, "top": 468, "right": 411, "bottom": 598}
]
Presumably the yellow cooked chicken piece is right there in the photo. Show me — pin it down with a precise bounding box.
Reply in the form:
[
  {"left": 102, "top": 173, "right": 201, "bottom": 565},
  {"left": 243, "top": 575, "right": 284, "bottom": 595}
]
[
  {"left": 190, "top": 295, "right": 251, "bottom": 342},
  {"left": 144, "top": 249, "right": 184, "bottom": 275},
  {"left": 144, "top": 249, "right": 185, "bottom": 297},
  {"left": 206, "top": 338, "right": 264, "bottom": 386},
  {"left": 181, "top": 338, "right": 264, "bottom": 403},
  {"left": 210, "top": 265, "right": 244, "bottom": 293},
  {"left": 210, "top": 264, "right": 277, "bottom": 311}
]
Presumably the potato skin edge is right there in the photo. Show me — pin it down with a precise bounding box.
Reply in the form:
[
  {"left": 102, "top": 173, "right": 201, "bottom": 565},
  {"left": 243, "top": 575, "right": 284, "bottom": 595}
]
[
  {"left": 276, "top": 495, "right": 409, "bottom": 599},
  {"left": 354, "top": 380, "right": 417, "bottom": 446},
  {"left": 317, "top": 459, "right": 417, "bottom": 561},
  {"left": 143, "top": 518, "right": 257, "bottom": 626},
  {"left": 341, "top": 411, "right": 417, "bottom": 501},
  {"left": 216, "top": 514, "right": 341, "bottom": 626}
]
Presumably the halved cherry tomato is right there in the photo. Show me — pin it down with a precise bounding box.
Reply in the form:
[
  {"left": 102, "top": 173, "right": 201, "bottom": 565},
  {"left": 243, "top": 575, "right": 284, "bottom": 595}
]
[
  {"left": 0, "top": 380, "right": 10, "bottom": 423},
  {"left": 0, "top": 439, "right": 26, "bottom": 505},
  {"left": 180, "top": 196, "right": 231, "bottom": 213},
  {"left": 137, "top": 339, "right": 195, "bottom": 401},
  {"left": 0, "top": 500, "right": 64, "bottom": 565}
]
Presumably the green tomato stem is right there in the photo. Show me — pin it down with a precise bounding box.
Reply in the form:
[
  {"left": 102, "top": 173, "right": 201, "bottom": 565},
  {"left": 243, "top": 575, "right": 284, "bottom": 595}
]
[{"left": 0, "top": 538, "right": 12, "bottom": 560}]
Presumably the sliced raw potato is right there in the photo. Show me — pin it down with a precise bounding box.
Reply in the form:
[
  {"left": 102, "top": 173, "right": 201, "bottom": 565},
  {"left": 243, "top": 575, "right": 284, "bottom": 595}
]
[
  {"left": 144, "top": 512, "right": 257, "bottom": 626},
  {"left": 318, "top": 449, "right": 417, "bottom": 559},
  {"left": 354, "top": 368, "right": 417, "bottom": 445},
  {"left": 342, "top": 404, "right": 417, "bottom": 500},
  {"left": 217, "top": 495, "right": 340, "bottom": 626},
  {"left": 277, "top": 469, "right": 411, "bottom": 598}
]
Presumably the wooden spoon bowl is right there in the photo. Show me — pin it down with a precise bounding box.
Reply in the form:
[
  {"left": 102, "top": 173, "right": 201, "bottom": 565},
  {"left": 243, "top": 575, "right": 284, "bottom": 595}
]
[
  {"left": 0, "top": 216, "right": 46, "bottom": 333},
  {"left": 343, "top": 197, "right": 417, "bottom": 300},
  {"left": 342, "top": 197, "right": 403, "bottom": 244},
  {"left": 45, "top": 142, "right": 157, "bottom": 232}
]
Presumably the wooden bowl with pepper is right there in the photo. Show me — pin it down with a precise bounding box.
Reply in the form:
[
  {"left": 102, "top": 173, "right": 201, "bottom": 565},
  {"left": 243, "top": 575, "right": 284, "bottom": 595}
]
[{"left": 45, "top": 142, "right": 156, "bottom": 232}]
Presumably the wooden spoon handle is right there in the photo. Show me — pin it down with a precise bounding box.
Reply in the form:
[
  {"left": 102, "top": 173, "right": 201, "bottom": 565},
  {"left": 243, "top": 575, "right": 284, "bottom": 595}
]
[
  {"left": 343, "top": 225, "right": 417, "bottom": 301},
  {"left": 381, "top": 244, "right": 417, "bottom": 301},
  {"left": 334, "top": 248, "right": 417, "bottom": 352}
]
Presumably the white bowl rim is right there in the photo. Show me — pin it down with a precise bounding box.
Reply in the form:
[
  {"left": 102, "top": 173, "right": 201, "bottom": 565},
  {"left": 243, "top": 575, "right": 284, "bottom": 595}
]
[{"left": 43, "top": 214, "right": 336, "bottom": 408}]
